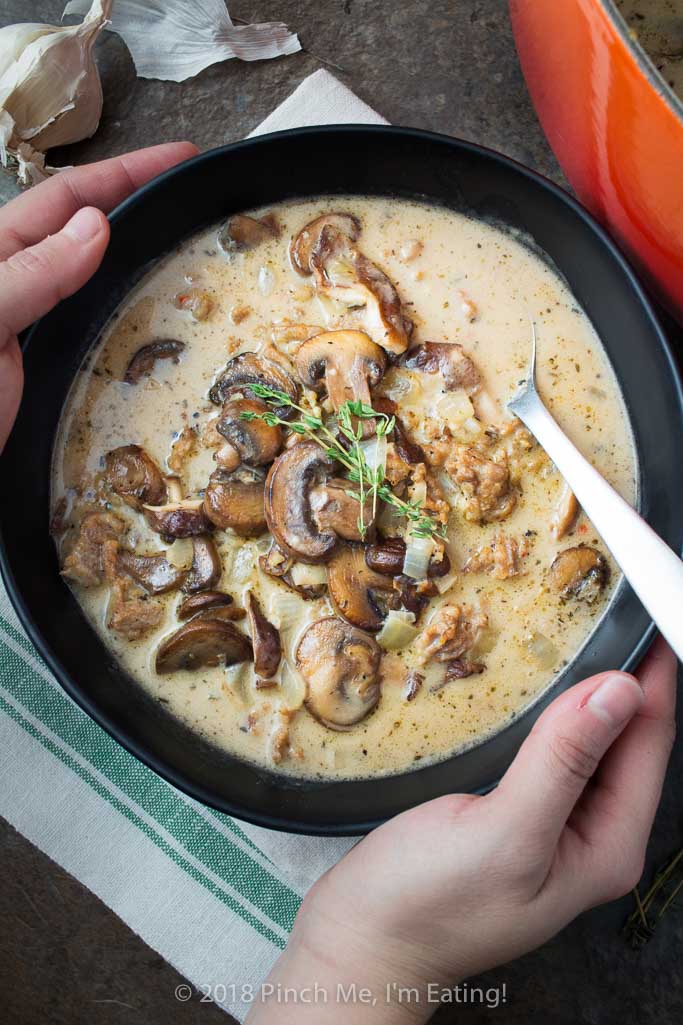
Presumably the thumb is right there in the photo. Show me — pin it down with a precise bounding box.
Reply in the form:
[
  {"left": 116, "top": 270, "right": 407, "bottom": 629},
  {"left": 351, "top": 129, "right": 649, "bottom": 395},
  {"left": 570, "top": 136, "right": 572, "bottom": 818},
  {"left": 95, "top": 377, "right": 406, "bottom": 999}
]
[
  {"left": 0, "top": 205, "right": 109, "bottom": 338},
  {"left": 494, "top": 670, "right": 644, "bottom": 846}
]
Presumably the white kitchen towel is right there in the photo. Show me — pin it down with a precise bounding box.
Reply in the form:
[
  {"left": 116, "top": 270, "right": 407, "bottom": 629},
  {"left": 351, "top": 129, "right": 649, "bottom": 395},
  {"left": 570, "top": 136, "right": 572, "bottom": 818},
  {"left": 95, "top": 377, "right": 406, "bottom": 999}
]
[{"left": 0, "top": 70, "right": 386, "bottom": 1023}]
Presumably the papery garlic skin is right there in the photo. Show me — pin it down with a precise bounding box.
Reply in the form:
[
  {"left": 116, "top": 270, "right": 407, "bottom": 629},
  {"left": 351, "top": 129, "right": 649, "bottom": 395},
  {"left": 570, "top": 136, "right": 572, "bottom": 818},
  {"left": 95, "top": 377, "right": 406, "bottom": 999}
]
[{"left": 0, "top": 0, "right": 110, "bottom": 185}]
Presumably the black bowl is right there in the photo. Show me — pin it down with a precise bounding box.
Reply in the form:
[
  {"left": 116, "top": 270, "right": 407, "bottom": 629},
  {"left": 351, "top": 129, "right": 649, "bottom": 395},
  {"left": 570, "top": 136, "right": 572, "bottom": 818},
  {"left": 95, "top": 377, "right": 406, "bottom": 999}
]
[{"left": 1, "top": 127, "right": 681, "bottom": 836}]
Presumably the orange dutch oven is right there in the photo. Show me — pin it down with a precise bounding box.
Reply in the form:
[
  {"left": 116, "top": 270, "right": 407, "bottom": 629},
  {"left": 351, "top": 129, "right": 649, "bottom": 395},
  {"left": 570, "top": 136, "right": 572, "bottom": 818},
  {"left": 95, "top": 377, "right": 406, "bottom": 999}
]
[{"left": 510, "top": 0, "right": 683, "bottom": 321}]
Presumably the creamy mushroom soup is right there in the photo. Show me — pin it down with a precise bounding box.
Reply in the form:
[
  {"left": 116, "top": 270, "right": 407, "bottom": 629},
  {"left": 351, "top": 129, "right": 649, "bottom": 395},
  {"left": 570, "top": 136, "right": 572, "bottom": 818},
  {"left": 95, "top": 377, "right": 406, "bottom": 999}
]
[{"left": 51, "top": 196, "right": 636, "bottom": 780}]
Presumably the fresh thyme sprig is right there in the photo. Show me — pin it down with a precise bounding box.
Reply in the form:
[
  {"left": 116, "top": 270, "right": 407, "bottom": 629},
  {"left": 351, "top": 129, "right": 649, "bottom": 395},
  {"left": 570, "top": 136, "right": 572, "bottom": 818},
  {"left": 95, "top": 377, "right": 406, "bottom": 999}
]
[{"left": 241, "top": 383, "right": 446, "bottom": 542}]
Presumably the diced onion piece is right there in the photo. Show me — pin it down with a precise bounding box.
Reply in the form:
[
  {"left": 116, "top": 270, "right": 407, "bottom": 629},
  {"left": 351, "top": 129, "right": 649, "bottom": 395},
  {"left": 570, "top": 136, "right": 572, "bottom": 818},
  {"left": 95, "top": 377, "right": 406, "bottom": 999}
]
[
  {"left": 257, "top": 265, "right": 275, "bottom": 296},
  {"left": 290, "top": 563, "right": 327, "bottom": 588},
  {"left": 437, "top": 390, "right": 475, "bottom": 427},
  {"left": 166, "top": 537, "right": 193, "bottom": 570},
  {"left": 278, "top": 660, "right": 306, "bottom": 712},
  {"left": 403, "top": 533, "right": 435, "bottom": 580},
  {"left": 524, "top": 631, "right": 559, "bottom": 669},
  {"left": 376, "top": 610, "right": 418, "bottom": 651},
  {"left": 359, "top": 434, "right": 388, "bottom": 476}
]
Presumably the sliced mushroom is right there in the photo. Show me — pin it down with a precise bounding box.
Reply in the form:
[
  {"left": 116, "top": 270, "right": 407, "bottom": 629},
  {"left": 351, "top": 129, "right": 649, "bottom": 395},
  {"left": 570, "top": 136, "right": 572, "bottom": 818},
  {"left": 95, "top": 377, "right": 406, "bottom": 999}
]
[
  {"left": 218, "top": 213, "right": 279, "bottom": 254},
  {"left": 144, "top": 499, "right": 211, "bottom": 538},
  {"left": 155, "top": 617, "right": 252, "bottom": 674},
  {"left": 182, "top": 535, "right": 222, "bottom": 593},
  {"left": 124, "top": 339, "right": 185, "bottom": 385},
  {"left": 296, "top": 617, "right": 381, "bottom": 730},
  {"left": 209, "top": 351, "right": 299, "bottom": 418},
  {"left": 264, "top": 442, "right": 337, "bottom": 562},
  {"left": 216, "top": 397, "right": 283, "bottom": 466},
  {"left": 295, "top": 330, "right": 386, "bottom": 418},
  {"left": 203, "top": 466, "right": 267, "bottom": 537},
  {"left": 310, "top": 225, "right": 412, "bottom": 356},
  {"left": 290, "top": 212, "right": 361, "bottom": 275},
  {"left": 259, "top": 542, "right": 327, "bottom": 600},
  {"left": 551, "top": 483, "right": 580, "bottom": 540},
  {"left": 116, "top": 549, "right": 186, "bottom": 594},
  {"left": 548, "top": 545, "right": 609, "bottom": 603},
  {"left": 309, "top": 478, "right": 373, "bottom": 542},
  {"left": 104, "top": 445, "right": 167, "bottom": 509},
  {"left": 403, "top": 341, "right": 481, "bottom": 393},
  {"left": 327, "top": 545, "right": 396, "bottom": 632},
  {"left": 245, "top": 592, "right": 281, "bottom": 678},
  {"left": 177, "top": 590, "right": 235, "bottom": 620},
  {"left": 364, "top": 537, "right": 451, "bottom": 579}
]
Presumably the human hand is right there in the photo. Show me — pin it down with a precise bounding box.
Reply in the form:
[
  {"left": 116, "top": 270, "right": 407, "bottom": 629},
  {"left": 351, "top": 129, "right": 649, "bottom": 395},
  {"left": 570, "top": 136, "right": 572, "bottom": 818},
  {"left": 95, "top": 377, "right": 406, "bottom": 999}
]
[
  {"left": 0, "top": 141, "right": 198, "bottom": 454},
  {"left": 248, "top": 638, "right": 676, "bottom": 1023}
]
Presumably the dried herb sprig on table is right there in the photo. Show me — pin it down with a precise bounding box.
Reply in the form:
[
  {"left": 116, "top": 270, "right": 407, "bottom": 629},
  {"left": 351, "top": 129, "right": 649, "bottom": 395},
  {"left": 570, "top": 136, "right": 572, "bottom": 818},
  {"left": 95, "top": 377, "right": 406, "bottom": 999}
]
[
  {"left": 240, "top": 384, "right": 447, "bottom": 542},
  {"left": 622, "top": 844, "right": 683, "bottom": 948}
]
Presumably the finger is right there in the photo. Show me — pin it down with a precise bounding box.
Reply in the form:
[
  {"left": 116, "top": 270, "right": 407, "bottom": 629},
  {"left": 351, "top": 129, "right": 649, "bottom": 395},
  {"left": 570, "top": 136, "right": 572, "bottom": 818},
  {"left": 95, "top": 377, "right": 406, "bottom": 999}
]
[
  {"left": 0, "top": 336, "right": 22, "bottom": 453},
  {"left": 0, "top": 142, "right": 198, "bottom": 260},
  {"left": 565, "top": 638, "right": 676, "bottom": 899},
  {"left": 494, "top": 668, "right": 644, "bottom": 848},
  {"left": 0, "top": 206, "right": 109, "bottom": 337}
]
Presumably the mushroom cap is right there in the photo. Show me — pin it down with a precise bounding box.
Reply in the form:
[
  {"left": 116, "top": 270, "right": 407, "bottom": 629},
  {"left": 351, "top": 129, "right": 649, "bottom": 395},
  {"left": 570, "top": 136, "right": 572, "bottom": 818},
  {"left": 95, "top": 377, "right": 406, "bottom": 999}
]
[
  {"left": 245, "top": 592, "right": 281, "bottom": 678},
  {"left": 327, "top": 545, "right": 396, "bottom": 632},
  {"left": 217, "top": 213, "right": 279, "bottom": 254},
  {"left": 296, "top": 617, "right": 381, "bottom": 730},
  {"left": 289, "top": 212, "right": 361, "bottom": 276},
  {"left": 182, "top": 535, "right": 222, "bottom": 594},
  {"left": 116, "top": 548, "right": 186, "bottom": 595},
  {"left": 104, "top": 445, "right": 167, "bottom": 509},
  {"left": 264, "top": 442, "right": 337, "bottom": 563},
  {"left": 203, "top": 466, "right": 267, "bottom": 537},
  {"left": 177, "top": 590, "right": 235, "bottom": 620},
  {"left": 209, "top": 351, "right": 299, "bottom": 418},
  {"left": 216, "top": 396, "right": 283, "bottom": 466},
  {"left": 548, "top": 545, "right": 609, "bottom": 603},
  {"left": 310, "top": 478, "right": 374, "bottom": 542},
  {"left": 143, "top": 499, "right": 211, "bottom": 539},
  {"left": 295, "top": 330, "right": 386, "bottom": 411},
  {"left": 365, "top": 537, "right": 451, "bottom": 579},
  {"left": 124, "top": 339, "right": 185, "bottom": 385},
  {"left": 155, "top": 617, "right": 252, "bottom": 674}
]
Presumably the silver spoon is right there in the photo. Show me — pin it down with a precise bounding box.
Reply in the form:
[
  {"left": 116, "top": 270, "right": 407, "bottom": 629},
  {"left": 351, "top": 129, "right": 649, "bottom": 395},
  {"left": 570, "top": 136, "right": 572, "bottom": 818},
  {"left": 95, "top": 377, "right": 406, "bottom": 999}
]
[{"left": 508, "top": 323, "right": 683, "bottom": 662}]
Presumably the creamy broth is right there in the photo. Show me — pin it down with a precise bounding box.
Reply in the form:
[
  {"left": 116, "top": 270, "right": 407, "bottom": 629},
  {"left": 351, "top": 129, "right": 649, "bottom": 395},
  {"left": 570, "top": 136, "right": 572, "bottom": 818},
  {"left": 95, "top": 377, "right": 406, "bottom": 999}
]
[{"left": 51, "top": 196, "right": 636, "bottom": 780}]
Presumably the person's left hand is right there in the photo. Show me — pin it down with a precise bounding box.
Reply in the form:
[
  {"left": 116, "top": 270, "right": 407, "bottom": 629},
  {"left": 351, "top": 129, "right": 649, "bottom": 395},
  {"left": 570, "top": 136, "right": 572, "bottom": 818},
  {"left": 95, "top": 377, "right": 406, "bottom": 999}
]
[{"left": 0, "top": 141, "right": 198, "bottom": 454}]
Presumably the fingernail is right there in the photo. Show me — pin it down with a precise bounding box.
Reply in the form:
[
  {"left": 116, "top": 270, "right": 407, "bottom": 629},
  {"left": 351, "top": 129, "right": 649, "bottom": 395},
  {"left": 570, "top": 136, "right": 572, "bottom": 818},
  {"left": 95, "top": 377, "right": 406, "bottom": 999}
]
[
  {"left": 585, "top": 673, "right": 644, "bottom": 728},
  {"left": 64, "top": 207, "right": 102, "bottom": 243}
]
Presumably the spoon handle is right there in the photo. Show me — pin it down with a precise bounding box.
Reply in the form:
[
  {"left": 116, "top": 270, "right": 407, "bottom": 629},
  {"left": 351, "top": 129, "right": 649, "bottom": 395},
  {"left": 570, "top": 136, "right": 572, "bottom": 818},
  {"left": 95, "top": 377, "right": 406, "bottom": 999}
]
[{"left": 514, "top": 396, "right": 683, "bottom": 663}]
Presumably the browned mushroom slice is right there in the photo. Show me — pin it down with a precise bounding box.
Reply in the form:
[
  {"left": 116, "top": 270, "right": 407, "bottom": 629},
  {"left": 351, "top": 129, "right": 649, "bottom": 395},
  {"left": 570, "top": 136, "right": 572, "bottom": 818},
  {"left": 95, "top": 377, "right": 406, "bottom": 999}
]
[
  {"left": 104, "top": 445, "right": 167, "bottom": 509},
  {"left": 295, "top": 330, "right": 386, "bottom": 417},
  {"left": 218, "top": 213, "right": 279, "bottom": 254},
  {"left": 311, "top": 226, "right": 412, "bottom": 356},
  {"left": 296, "top": 617, "right": 381, "bottom": 730},
  {"left": 177, "top": 590, "right": 235, "bottom": 620},
  {"left": 209, "top": 351, "right": 299, "bottom": 418},
  {"left": 309, "top": 478, "right": 373, "bottom": 542},
  {"left": 182, "top": 535, "right": 222, "bottom": 594},
  {"left": 289, "top": 212, "right": 361, "bottom": 275},
  {"left": 264, "top": 442, "right": 337, "bottom": 563},
  {"left": 548, "top": 546, "right": 609, "bottom": 604},
  {"left": 403, "top": 341, "right": 481, "bottom": 393},
  {"left": 216, "top": 397, "right": 283, "bottom": 466},
  {"left": 245, "top": 592, "right": 281, "bottom": 678},
  {"left": 326, "top": 546, "right": 396, "bottom": 632},
  {"left": 116, "top": 549, "right": 186, "bottom": 594},
  {"left": 155, "top": 617, "right": 252, "bottom": 674},
  {"left": 550, "top": 483, "right": 580, "bottom": 540},
  {"left": 203, "top": 466, "right": 266, "bottom": 537},
  {"left": 124, "top": 339, "right": 185, "bottom": 385},
  {"left": 144, "top": 499, "right": 210, "bottom": 538}
]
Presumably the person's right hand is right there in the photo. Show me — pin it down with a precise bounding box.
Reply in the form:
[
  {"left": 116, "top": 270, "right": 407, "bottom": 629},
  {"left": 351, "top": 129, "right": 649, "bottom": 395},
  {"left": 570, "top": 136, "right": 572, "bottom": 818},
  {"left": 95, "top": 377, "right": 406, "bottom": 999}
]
[
  {"left": 248, "top": 638, "right": 677, "bottom": 1024},
  {"left": 0, "top": 141, "right": 198, "bottom": 454}
]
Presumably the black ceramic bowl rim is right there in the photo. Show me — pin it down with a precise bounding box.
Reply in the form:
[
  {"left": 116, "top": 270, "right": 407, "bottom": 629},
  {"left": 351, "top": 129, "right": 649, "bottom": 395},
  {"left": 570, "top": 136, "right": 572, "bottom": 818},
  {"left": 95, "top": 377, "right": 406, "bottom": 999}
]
[{"left": 1, "top": 126, "right": 681, "bottom": 836}]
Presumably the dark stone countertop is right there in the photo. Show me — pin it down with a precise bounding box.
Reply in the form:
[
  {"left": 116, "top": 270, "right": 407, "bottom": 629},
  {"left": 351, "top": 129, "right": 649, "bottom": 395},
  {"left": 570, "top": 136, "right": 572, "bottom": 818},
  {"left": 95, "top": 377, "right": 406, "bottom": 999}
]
[{"left": 0, "top": 2, "right": 681, "bottom": 1024}]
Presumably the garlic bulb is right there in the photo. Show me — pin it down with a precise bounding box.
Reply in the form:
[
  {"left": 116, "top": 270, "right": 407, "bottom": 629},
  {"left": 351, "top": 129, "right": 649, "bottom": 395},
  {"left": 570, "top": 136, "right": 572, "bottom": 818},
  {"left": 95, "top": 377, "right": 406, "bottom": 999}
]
[{"left": 0, "top": 0, "right": 110, "bottom": 185}]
